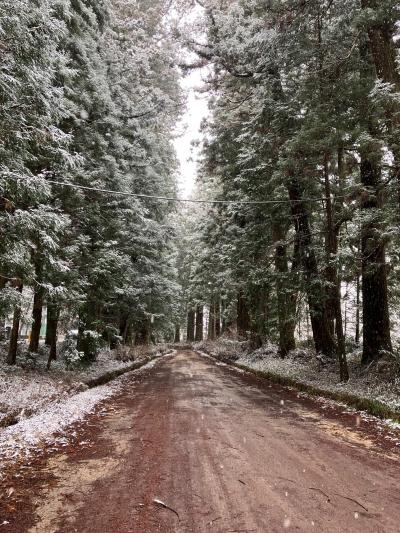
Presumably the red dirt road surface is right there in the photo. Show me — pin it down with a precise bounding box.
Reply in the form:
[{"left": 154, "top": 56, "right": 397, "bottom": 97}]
[{"left": 5, "top": 350, "right": 400, "bottom": 532}]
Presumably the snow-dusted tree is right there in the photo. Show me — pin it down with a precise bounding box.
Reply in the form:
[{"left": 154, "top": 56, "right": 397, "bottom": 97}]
[
  {"left": 0, "top": 0, "right": 75, "bottom": 363},
  {"left": 180, "top": 0, "right": 399, "bottom": 376},
  {"left": 1, "top": 0, "right": 184, "bottom": 363}
]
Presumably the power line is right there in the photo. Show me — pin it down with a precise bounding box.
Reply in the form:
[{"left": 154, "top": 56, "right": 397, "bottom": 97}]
[{"left": 43, "top": 179, "right": 352, "bottom": 206}]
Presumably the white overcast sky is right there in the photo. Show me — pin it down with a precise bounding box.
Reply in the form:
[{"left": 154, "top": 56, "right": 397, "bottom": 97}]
[{"left": 174, "top": 68, "right": 209, "bottom": 198}]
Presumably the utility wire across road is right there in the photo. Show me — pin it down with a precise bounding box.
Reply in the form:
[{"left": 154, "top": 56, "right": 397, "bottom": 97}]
[{"left": 43, "top": 179, "right": 353, "bottom": 206}]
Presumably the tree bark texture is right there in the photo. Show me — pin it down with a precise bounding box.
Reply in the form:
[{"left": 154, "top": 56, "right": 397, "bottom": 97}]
[
  {"left": 187, "top": 309, "right": 195, "bottom": 342},
  {"left": 174, "top": 324, "right": 181, "bottom": 343},
  {"left": 29, "top": 253, "right": 44, "bottom": 353},
  {"left": 207, "top": 298, "right": 216, "bottom": 340},
  {"left": 360, "top": 158, "right": 392, "bottom": 363},
  {"left": 29, "top": 285, "right": 44, "bottom": 353},
  {"left": 45, "top": 302, "right": 59, "bottom": 362},
  {"left": 287, "top": 176, "right": 336, "bottom": 356},
  {"left": 215, "top": 297, "right": 221, "bottom": 338},
  {"left": 324, "top": 156, "right": 348, "bottom": 380},
  {"left": 195, "top": 305, "right": 203, "bottom": 341},
  {"left": 272, "top": 222, "right": 296, "bottom": 357},
  {"left": 237, "top": 291, "right": 250, "bottom": 339},
  {"left": 7, "top": 282, "right": 23, "bottom": 365}
]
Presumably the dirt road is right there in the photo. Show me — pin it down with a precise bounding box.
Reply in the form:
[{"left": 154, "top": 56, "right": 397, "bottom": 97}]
[{"left": 8, "top": 351, "right": 400, "bottom": 532}]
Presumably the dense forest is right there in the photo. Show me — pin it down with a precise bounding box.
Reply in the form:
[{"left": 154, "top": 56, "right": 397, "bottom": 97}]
[
  {"left": 0, "top": 0, "right": 399, "bottom": 382},
  {"left": 0, "top": 0, "right": 182, "bottom": 366},
  {"left": 178, "top": 0, "right": 399, "bottom": 381}
]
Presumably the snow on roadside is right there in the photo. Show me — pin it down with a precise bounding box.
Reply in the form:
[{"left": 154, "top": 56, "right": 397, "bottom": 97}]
[
  {"left": 0, "top": 353, "right": 171, "bottom": 473},
  {"left": 196, "top": 342, "right": 400, "bottom": 446},
  {"left": 0, "top": 345, "right": 170, "bottom": 426},
  {"left": 195, "top": 339, "right": 400, "bottom": 425},
  {"left": 237, "top": 350, "right": 400, "bottom": 413},
  {"left": 0, "top": 371, "right": 71, "bottom": 422},
  {"left": 0, "top": 380, "right": 118, "bottom": 471},
  {"left": 196, "top": 338, "right": 400, "bottom": 413}
]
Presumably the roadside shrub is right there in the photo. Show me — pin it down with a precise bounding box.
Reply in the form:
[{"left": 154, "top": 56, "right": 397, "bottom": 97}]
[
  {"left": 61, "top": 330, "right": 102, "bottom": 368},
  {"left": 102, "top": 325, "right": 122, "bottom": 349},
  {"left": 78, "top": 330, "right": 103, "bottom": 362},
  {"left": 60, "top": 335, "right": 85, "bottom": 369}
]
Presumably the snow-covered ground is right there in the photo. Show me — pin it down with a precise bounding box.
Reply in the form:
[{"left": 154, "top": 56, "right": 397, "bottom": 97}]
[
  {"left": 195, "top": 339, "right": 400, "bottom": 414},
  {"left": 0, "top": 351, "right": 169, "bottom": 474},
  {"left": 0, "top": 343, "right": 170, "bottom": 427}
]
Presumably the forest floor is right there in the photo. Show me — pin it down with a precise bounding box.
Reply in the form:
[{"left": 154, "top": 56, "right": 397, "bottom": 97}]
[
  {"left": 195, "top": 339, "right": 400, "bottom": 420},
  {"left": 2, "top": 350, "right": 400, "bottom": 532}
]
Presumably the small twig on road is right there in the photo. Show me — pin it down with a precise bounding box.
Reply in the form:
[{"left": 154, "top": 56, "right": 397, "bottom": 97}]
[
  {"left": 153, "top": 498, "right": 180, "bottom": 520},
  {"left": 220, "top": 442, "right": 243, "bottom": 454},
  {"left": 238, "top": 479, "right": 246, "bottom": 485},
  {"left": 226, "top": 528, "right": 256, "bottom": 533},
  {"left": 277, "top": 477, "right": 296, "bottom": 484},
  {"left": 309, "top": 487, "right": 331, "bottom": 502},
  {"left": 332, "top": 493, "right": 368, "bottom": 511},
  {"left": 254, "top": 432, "right": 265, "bottom": 438}
]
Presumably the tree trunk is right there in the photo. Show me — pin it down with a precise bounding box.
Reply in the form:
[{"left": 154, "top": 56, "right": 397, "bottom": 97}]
[
  {"left": 207, "top": 298, "right": 215, "bottom": 340},
  {"left": 45, "top": 305, "right": 58, "bottom": 350},
  {"left": 272, "top": 222, "right": 296, "bottom": 357},
  {"left": 29, "top": 255, "right": 44, "bottom": 353},
  {"left": 237, "top": 290, "right": 250, "bottom": 339},
  {"left": 119, "top": 314, "right": 128, "bottom": 343},
  {"left": 220, "top": 298, "right": 227, "bottom": 334},
  {"left": 29, "top": 287, "right": 43, "bottom": 353},
  {"left": 215, "top": 297, "right": 221, "bottom": 337},
  {"left": 360, "top": 158, "right": 392, "bottom": 363},
  {"left": 355, "top": 274, "right": 360, "bottom": 345},
  {"left": 361, "top": 1, "right": 400, "bottom": 219},
  {"left": 361, "top": 0, "right": 400, "bottom": 89},
  {"left": 186, "top": 309, "right": 195, "bottom": 342},
  {"left": 46, "top": 304, "right": 59, "bottom": 370},
  {"left": 135, "top": 319, "right": 151, "bottom": 345},
  {"left": 7, "top": 282, "right": 23, "bottom": 365},
  {"left": 324, "top": 158, "right": 337, "bottom": 340},
  {"left": 174, "top": 324, "right": 181, "bottom": 343},
  {"left": 45, "top": 302, "right": 59, "bottom": 361},
  {"left": 324, "top": 154, "right": 349, "bottom": 380},
  {"left": 361, "top": 0, "right": 400, "bottom": 358},
  {"left": 45, "top": 306, "right": 52, "bottom": 346},
  {"left": 334, "top": 278, "right": 348, "bottom": 381},
  {"left": 195, "top": 305, "right": 203, "bottom": 341},
  {"left": 287, "top": 176, "right": 336, "bottom": 356}
]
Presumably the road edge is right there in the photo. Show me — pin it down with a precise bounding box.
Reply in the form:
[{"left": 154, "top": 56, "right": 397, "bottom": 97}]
[
  {"left": 194, "top": 349, "right": 400, "bottom": 424},
  {"left": 84, "top": 348, "right": 175, "bottom": 388}
]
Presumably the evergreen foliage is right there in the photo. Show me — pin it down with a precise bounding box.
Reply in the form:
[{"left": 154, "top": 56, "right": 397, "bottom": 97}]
[
  {"left": 178, "top": 0, "right": 400, "bottom": 377},
  {"left": 0, "top": 0, "right": 182, "bottom": 363}
]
